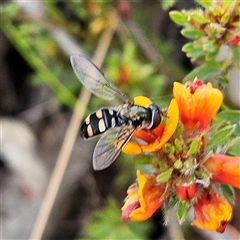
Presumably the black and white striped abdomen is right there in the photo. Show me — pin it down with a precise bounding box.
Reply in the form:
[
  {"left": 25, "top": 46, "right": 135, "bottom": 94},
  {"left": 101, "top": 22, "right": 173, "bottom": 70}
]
[{"left": 81, "top": 108, "right": 120, "bottom": 139}]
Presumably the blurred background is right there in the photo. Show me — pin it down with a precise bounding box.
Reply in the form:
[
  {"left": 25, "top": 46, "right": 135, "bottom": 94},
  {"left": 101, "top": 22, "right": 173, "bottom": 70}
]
[{"left": 1, "top": 1, "right": 239, "bottom": 239}]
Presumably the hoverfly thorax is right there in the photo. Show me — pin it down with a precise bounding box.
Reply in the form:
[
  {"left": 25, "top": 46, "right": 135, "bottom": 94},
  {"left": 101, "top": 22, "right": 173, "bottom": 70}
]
[
  {"left": 118, "top": 104, "right": 162, "bottom": 130},
  {"left": 70, "top": 55, "right": 163, "bottom": 170}
]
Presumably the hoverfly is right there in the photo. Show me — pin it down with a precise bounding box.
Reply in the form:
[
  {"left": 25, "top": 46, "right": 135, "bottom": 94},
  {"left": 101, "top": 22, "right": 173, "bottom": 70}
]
[{"left": 70, "top": 55, "right": 162, "bottom": 170}]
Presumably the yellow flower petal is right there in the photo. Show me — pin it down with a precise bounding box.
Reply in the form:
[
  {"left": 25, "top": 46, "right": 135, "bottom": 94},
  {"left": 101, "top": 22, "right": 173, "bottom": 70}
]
[{"left": 134, "top": 95, "right": 153, "bottom": 106}]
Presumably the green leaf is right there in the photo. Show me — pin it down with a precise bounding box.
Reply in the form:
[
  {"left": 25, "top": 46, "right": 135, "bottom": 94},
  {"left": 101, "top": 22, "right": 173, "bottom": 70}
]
[
  {"left": 217, "top": 110, "right": 240, "bottom": 135},
  {"left": 191, "top": 12, "right": 210, "bottom": 24},
  {"left": 203, "top": 41, "right": 218, "bottom": 53},
  {"left": 227, "top": 138, "right": 240, "bottom": 156},
  {"left": 205, "top": 48, "right": 220, "bottom": 61},
  {"left": 174, "top": 159, "right": 183, "bottom": 169},
  {"left": 208, "top": 125, "right": 236, "bottom": 148},
  {"left": 183, "top": 60, "right": 222, "bottom": 82},
  {"left": 177, "top": 201, "right": 190, "bottom": 224},
  {"left": 196, "top": 0, "right": 213, "bottom": 8},
  {"left": 187, "top": 139, "right": 200, "bottom": 156},
  {"left": 186, "top": 48, "right": 205, "bottom": 60},
  {"left": 182, "top": 42, "right": 204, "bottom": 60},
  {"left": 172, "top": 124, "right": 184, "bottom": 138},
  {"left": 182, "top": 42, "right": 205, "bottom": 60},
  {"left": 220, "top": 184, "right": 235, "bottom": 203},
  {"left": 169, "top": 11, "right": 188, "bottom": 26},
  {"left": 220, "top": 12, "right": 231, "bottom": 24},
  {"left": 181, "top": 28, "right": 203, "bottom": 39},
  {"left": 182, "top": 42, "right": 194, "bottom": 52},
  {"left": 161, "top": 0, "right": 177, "bottom": 10},
  {"left": 156, "top": 167, "right": 174, "bottom": 183},
  {"left": 174, "top": 138, "right": 182, "bottom": 153},
  {"left": 163, "top": 143, "right": 175, "bottom": 153}
]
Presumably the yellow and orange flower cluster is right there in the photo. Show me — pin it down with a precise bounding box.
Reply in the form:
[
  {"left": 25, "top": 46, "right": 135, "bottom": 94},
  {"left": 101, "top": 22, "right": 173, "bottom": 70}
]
[{"left": 121, "top": 79, "right": 240, "bottom": 233}]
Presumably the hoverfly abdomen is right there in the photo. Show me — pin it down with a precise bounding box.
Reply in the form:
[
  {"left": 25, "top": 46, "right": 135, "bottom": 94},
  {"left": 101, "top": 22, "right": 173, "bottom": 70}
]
[{"left": 81, "top": 108, "right": 120, "bottom": 139}]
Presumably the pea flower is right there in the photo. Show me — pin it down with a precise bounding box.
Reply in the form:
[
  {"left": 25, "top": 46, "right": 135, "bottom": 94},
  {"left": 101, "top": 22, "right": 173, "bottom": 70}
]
[
  {"left": 173, "top": 80, "right": 223, "bottom": 131},
  {"left": 121, "top": 79, "right": 240, "bottom": 233},
  {"left": 121, "top": 170, "right": 165, "bottom": 221},
  {"left": 192, "top": 189, "right": 232, "bottom": 233}
]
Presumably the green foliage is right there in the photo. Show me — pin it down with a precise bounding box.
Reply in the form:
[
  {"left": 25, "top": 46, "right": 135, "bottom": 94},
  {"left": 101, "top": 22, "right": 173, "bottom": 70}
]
[
  {"left": 217, "top": 110, "right": 240, "bottom": 135},
  {"left": 191, "top": 10, "right": 210, "bottom": 24},
  {"left": 1, "top": 3, "right": 77, "bottom": 108},
  {"left": 156, "top": 167, "right": 174, "bottom": 183},
  {"left": 195, "top": 0, "right": 213, "bottom": 9},
  {"left": 183, "top": 60, "right": 222, "bottom": 82},
  {"left": 215, "top": 110, "right": 240, "bottom": 156},
  {"left": 206, "top": 108, "right": 240, "bottom": 157},
  {"left": 170, "top": 0, "right": 240, "bottom": 89},
  {"left": 176, "top": 201, "right": 190, "bottom": 224},
  {"left": 84, "top": 198, "right": 152, "bottom": 240},
  {"left": 181, "top": 28, "right": 203, "bottom": 39},
  {"left": 220, "top": 184, "right": 235, "bottom": 204},
  {"left": 169, "top": 11, "right": 188, "bottom": 26},
  {"left": 161, "top": 0, "right": 177, "bottom": 10},
  {"left": 208, "top": 124, "right": 236, "bottom": 149},
  {"left": 186, "top": 139, "right": 200, "bottom": 156},
  {"left": 227, "top": 139, "right": 240, "bottom": 156},
  {"left": 104, "top": 41, "right": 168, "bottom": 107}
]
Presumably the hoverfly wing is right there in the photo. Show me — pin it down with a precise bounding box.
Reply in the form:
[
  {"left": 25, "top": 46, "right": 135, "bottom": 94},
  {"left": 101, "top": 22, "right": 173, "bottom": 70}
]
[
  {"left": 93, "top": 126, "right": 137, "bottom": 170},
  {"left": 70, "top": 55, "right": 131, "bottom": 103}
]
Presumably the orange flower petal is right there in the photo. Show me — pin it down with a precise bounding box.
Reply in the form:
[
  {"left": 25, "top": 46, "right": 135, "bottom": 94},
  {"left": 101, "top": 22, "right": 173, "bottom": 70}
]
[
  {"left": 173, "top": 82, "right": 223, "bottom": 130},
  {"left": 122, "top": 99, "right": 179, "bottom": 154},
  {"left": 129, "top": 170, "right": 165, "bottom": 221},
  {"left": 133, "top": 129, "right": 158, "bottom": 143},
  {"left": 192, "top": 189, "right": 232, "bottom": 233},
  {"left": 204, "top": 154, "right": 240, "bottom": 188}
]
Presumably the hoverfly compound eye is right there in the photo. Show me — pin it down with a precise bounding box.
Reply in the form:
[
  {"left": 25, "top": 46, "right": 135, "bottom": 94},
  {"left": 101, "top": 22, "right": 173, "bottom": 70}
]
[{"left": 148, "top": 104, "right": 162, "bottom": 129}]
